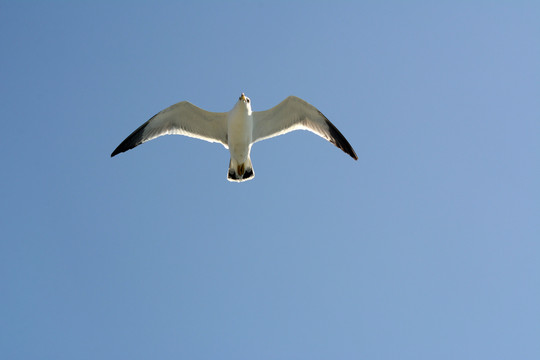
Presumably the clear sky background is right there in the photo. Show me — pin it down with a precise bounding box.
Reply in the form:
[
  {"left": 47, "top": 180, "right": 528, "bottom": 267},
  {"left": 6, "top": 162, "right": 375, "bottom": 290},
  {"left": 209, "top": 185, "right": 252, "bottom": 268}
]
[{"left": 1, "top": 1, "right": 539, "bottom": 359}]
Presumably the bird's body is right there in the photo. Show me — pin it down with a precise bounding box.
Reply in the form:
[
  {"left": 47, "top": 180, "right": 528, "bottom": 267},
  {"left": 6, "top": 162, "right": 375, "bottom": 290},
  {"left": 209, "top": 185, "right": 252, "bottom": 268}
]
[
  {"left": 227, "top": 94, "right": 254, "bottom": 181},
  {"left": 111, "top": 94, "right": 357, "bottom": 182}
]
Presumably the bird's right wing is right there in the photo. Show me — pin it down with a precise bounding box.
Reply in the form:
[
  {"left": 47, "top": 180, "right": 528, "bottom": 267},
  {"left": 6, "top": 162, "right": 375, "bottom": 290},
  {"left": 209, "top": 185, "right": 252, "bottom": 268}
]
[
  {"left": 252, "top": 96, "right": 357, "bottom": 160},
  {"left": 111, "top": 101, "right": 228, "bottom": 157}
]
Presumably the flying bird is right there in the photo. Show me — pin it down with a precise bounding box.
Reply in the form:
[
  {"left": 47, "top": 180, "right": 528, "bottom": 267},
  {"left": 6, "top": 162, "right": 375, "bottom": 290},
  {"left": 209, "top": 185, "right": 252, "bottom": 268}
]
[{"left": 111, "top": 94, "right": 357, "bottom": 182}]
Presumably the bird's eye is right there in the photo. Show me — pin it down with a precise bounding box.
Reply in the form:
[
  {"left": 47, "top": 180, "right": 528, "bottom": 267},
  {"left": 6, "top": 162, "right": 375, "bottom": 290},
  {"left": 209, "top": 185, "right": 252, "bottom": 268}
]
[{"left": 247, "top": 99, "right": 250, "bottom": 103}]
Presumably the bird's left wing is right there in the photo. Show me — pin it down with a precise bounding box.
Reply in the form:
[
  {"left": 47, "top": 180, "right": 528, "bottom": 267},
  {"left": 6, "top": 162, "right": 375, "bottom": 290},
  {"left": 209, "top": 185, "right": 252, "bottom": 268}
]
[
  {"left": 111, "top": 101, "right": 228, "bottom": 157},
  {"left": 252, "top": 96, "right": 357, "bottom": 160}
]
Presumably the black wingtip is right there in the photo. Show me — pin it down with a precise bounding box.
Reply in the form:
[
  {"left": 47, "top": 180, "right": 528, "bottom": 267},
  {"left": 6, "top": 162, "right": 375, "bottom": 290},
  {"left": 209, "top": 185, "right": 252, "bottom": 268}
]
[
  {"left": 324, "top": 118, "right": 358, "bottom": 160},
  {"left": 110, "top": 142, "right": 129, "bottom": 157},
  {"left": 110, "top": 121, "right": 150, "bottom": 158}
]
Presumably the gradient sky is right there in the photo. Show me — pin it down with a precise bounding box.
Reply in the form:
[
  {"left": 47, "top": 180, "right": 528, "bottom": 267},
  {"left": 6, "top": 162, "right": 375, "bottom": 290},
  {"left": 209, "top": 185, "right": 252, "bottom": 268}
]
[{"left": 1, "top": 2, "right": 539, "bottom": 359}]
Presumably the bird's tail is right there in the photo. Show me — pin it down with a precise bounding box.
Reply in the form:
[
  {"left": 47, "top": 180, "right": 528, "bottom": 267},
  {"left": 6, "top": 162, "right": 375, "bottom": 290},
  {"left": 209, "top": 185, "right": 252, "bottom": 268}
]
[{"left": 228, "top": 157, "right": 254, "bottom": 182}]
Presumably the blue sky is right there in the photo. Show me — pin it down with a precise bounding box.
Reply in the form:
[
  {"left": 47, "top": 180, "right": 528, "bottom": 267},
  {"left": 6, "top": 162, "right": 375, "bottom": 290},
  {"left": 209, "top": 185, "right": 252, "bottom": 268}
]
[{"left": 1, "top": 1, "right": 539, "bottom": 359}]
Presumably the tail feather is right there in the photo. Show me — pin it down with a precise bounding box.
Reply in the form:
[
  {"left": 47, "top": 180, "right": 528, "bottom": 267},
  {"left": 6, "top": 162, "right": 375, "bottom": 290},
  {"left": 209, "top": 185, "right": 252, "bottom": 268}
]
[{"left": 228, "top": 158, "right": 255, "bottom": 182}]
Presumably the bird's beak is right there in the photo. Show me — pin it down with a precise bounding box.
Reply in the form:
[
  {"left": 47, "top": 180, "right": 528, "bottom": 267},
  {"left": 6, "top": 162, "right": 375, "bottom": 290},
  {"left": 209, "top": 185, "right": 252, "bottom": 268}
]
[{"left": 239, "top": 93, "right": 247, "bottom": 102}]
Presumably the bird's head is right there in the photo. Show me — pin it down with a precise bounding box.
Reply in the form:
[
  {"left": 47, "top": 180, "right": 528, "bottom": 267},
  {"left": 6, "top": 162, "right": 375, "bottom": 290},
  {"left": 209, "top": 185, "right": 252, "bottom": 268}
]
[
  {"left": 238, "top": 93, "right": 251, "bottom": 106},
  {"left": 232, "top": 93, "right": 252, "bottom": 115}
]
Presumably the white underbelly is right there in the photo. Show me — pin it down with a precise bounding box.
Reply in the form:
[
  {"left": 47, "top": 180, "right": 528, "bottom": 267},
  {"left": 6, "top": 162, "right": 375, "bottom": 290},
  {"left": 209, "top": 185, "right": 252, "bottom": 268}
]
[{"left": 228, "top": 113, "right": 253, "bottom": 161}]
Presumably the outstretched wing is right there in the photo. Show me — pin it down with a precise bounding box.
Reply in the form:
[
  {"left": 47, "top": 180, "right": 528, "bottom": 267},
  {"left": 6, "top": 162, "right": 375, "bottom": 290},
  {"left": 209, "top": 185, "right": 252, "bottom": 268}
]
[
  {"left": 252, "top": 96, "right": 357, "bottom": 160},
  {"left": 111, "top": 101, "right": 228, "bottom": 157}
]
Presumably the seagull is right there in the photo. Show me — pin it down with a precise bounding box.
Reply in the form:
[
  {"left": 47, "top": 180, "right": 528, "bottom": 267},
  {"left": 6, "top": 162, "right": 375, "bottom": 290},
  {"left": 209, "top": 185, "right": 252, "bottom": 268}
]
[{"left": 111, "top": 94, "right": 357, "bottom": 182}]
